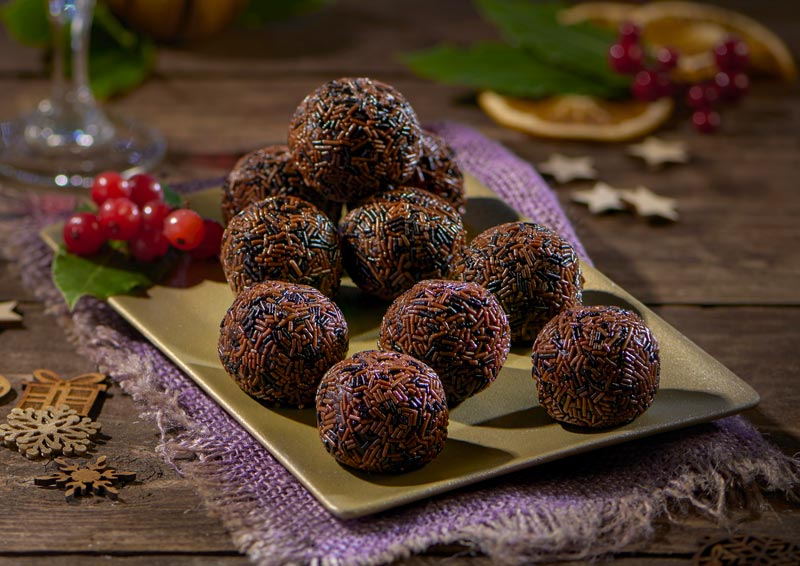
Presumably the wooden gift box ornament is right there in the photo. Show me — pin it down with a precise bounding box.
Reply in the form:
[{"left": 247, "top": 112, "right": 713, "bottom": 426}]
[{"left": 16, "top": 369, "right": 107, "bottom": 417}]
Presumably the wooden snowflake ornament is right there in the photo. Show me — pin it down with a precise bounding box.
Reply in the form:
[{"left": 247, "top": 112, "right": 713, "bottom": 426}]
[
  {"left": 0, "top": 405, "right": 101, "bottom": 459},
  {"left": 35, "top": 456, "right": 136, "bottom": 500},
  {"left": 621, "top": 186, "right": 679, "bottom": 221}
]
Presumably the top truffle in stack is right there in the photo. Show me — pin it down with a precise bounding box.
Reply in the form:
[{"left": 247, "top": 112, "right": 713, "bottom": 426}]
[
  {"left": 288, "top": 77, "right": 423, "bottom": 203},
  {"left": 221, "top": 144, "right": 342, "bottom": 225}
]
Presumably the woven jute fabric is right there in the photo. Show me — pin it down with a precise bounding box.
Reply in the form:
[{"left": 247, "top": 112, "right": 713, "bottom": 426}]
[{"left": 2, "top": 122, "right": 797, "bottom": 566}]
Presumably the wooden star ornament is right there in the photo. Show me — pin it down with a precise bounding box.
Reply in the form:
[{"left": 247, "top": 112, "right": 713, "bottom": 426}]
[
  {"left": 538, "top": 154, "right": 598, "bottom": 184},
  {"left": 0, "top": 301, "right": 22, "bottom": 326},
  {"left": 621, "top": 186, "right": 679, "bottom": 221},
  {"left": 35, "top": 455, "right": 136, "bottom": 500},
  {"left": 571, "top": 182, "right": 626, "bottom": 214},
  {"left": 627, "top": 137, "right": 689, "bottom": 168}
]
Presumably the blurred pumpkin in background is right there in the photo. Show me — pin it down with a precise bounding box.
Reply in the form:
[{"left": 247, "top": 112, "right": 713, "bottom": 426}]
[{"left": 104, "top": 0, "right": 249, "bottom": 42}]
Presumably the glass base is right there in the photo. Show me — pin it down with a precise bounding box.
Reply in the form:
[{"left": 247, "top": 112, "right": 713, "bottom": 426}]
[{"left": 0, "top": 111, "right": 166, "bottom": 190}]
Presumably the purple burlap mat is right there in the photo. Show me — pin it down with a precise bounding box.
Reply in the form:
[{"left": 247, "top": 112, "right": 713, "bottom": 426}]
[{"left": 2, "top": 122, "right": 798, "bottom": 565}]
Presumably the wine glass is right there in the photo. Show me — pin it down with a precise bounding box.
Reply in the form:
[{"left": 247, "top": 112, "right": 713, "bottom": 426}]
[{"left": 0, "top": 0, "right": 165, "bottom": 190}]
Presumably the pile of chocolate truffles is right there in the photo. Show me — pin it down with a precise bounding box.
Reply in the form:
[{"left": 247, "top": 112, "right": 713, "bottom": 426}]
[{"left": 217, "top": 77, "right": 661, "bottom": 476}]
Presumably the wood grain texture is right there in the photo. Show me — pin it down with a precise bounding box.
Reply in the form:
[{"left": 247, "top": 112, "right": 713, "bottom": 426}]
[{"left": 0, "top": 0, "right": 798, "bottom": 564}]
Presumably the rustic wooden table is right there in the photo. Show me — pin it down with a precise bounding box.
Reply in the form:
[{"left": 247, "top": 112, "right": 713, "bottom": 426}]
[{"left": 1, "top": 1, "right": 798, "bottom": 564}]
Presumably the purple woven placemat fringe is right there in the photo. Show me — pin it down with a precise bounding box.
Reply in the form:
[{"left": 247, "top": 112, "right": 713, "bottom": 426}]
[{"left": 2, "top": 122, "right": 798, "bottom": 566}]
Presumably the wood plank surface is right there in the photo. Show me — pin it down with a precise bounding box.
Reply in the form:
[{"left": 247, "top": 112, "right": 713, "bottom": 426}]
[{"left": 1, "top": 0, "right": 799, "bottom": 564}]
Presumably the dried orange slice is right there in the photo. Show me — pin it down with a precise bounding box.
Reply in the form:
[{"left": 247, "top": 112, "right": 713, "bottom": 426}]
[
  {"left": 477, "top": 92, "right": 673, "bottom": 142},
  {"left": 561, "top": 1, "right": 797, "bottom": 83}
]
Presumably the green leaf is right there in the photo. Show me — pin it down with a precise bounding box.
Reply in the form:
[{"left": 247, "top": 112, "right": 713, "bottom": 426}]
[
  {"left": 52, "top": 245, "right": 174, "bottom": 310},
  {"left": 237, "top": 0, "right": 332, "bottom": 26},
  {"left": 89, "top": 6, "right": 156, "bottom": 99},
  {"left": 0, "top": 0, "right": 51, "bottom": 47},
  {"left": 162, "top": 185, "right": 186, "bottom": 209},
  {"left": 403, "top": 42, "right": 622, "bottom": 99},
  {"left": 474, "top": 0, "right": 629, "bottom": 93}
]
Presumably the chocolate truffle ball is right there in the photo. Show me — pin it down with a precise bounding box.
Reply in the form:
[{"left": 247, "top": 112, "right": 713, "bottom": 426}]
[
  {"left": 456, "top": 222, "right": 583, "bottom": 344},
  {"left": 219, "top": 281, "right": 349, "bottom": 407},
  {"left": 221, "top": 196, "right": 342, "bottom": 297},
  {"left": 288, "top": 77, "right": 423, "bottom": 203},
  {"left": 379, "top": 280, "right": 510, "bottom": 406},
  {"left": 221, "top": 145, "right": 341, "bottom": 225},
  {"left": 339, "top": 188, "right": 466, "bottom": 300},
  {"left": 316, "top": 350, "right": 448, "bottom": 473},
  {"left": 408, "top": 132, "right": 466, "bottom": 215},
  {"left": 532, "top": 306, "right": 660, "bottom": 429}
]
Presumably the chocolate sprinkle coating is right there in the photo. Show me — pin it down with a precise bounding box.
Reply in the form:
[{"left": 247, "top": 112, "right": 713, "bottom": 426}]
[
  {"left": 221, "top": 145, "right": 342, "bottom": 225},
  {"left": 221, "top": 195, "right": 343, "bottom": 297},
  {"left": 532, "top": 305, "right": 660, "bottom": 429},
  {"left": 339, "top": 188, "right": 467, "bottom": 300},
  {"left": 408, "top": 132, "right": 466, "bottom": 215},
  {"left": 455, "top": 222, "right": 583, "bottom": 344},
  {"left": 379, "top": 280, "right": 510, "bottom": 406},
  {"left": 288, "top": 77, "right": 423, "bottom": 203},
  {"left": 316, "top": 350, "right": 448, "bottom": 473},
  {"left": 219, "top": 281, "right": 349, "bottom": 407}
]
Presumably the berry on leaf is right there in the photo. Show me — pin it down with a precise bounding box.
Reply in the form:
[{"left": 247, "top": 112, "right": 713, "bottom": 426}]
[
  {"left": 98, "top": 197, "right": 142, "bottom": 241},
  {"left": 141, "top": 199, "right": 171, "bottom": 230},
  {"left": 618, "top": 21, "right": 642, "bottom": 45},
  {"left": 163, "top": 209, "right": 205, "bottom": 251},
  {"left": 189, "top": 219, "right": 224, "bottom": 260},
  {"left": 90, "top": 171, "right": 129, "bottom": 206},
  {"left": 714, "top": 71, "right": 750, "bottom": 102},
  {"left": 692, "top": 108, "right": 721, "bottom": 133},
  {"left": 63, "top": 213, "right": 106, "bottom": 256},
  {"left": 609, "top": 42, "right": 644, "bottom": 74},
  {"left": 714, "top": 37, "right": 750, "bottom": 72},
  {"left": 130, "top": 226, "right": 170, "bottom": 262},
  {"left": 127, "top": 173, "right": 163, "bottom": 206},
  {"left": 631, "top": 70, "right": 670, "bottom": 101},
  {"left": 655, "top": 47, "right": 680, "bottom": 71}
]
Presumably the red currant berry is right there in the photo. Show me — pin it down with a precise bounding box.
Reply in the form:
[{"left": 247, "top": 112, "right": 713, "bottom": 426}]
[
  {"left": 141, "top": 199, "right": 171, "bottom": 230},
  {"left": 62, "top": 213, "right": 106, "bottom": 256},
  {"left": 127, "top": 173, "right": 163, "bottom": 206},
  {"left": 714, "top": 71, "right": 749, "bottom": 102},
  {"left": 90, "top": 171, "right": 130, "bottom": 206},
  {"left": 163, "top": 209, "right": 205, "bottom": 251},
  {"left": 98, "top": 197, "right": 142, "bottom": 241},
  {"left": 608, "top": 42, "right": 644, "bottom": 74},
  {"left": 692, "top": 108, "right": 721, "bottom": 134},
  {"left": 714, "top": 37, "right": 749, "bottom": 72},
  {"left": 655, "top": 46, "right": 680, "bottom": 71},
  {"left": 189, "top": 220, "right": 224, "bottom": 260},
  {"left": 130, "top": 226, "right": 170, "bottom": 262},
  {"left": 631, "top": 69, "right": 668, "bottom": 101},
  {"left": 686, "top": 81, "right": 719, "bottom": 109},
  {"left": 618, "top": 21, "right": 641, "bottom": 45}
]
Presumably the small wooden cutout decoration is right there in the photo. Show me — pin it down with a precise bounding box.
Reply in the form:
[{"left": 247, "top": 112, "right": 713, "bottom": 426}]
[
  {"left": 35, "top": 455, "right": 136, "bottom": 500},
  {"left": 620, "top": 185, "right": 679, "bottom": 221},
  {"left": 0, "top": 405, "right": 102, "bottom": 460},
  {"left": 538, "top": 153, "right": 598, "bottom": 184},
  {"left": 694, "top": 534, "right": 800, "bottom": 566},
  {"left": 627, "top": 136, "right": 689, "bottom": 168},
  {"left": 0, "top": 301, "right": 23, "bottom": 326},
  {"left": 571, "top": 182, "right": 626, "bottom": 214},
  {"left": 0, "top": 374, "right": 11, "bottom": 399},
  {"left": 16, "top": 369, "right": 107, "bottom": 416}
]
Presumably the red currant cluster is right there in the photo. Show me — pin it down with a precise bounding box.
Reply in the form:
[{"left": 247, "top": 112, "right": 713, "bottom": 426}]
[
  {"left": 608, "top": 22, "right": 751, "bottom": 133},
  {"left": 62, "top": 171, "right": 223, "bottom": 262}
]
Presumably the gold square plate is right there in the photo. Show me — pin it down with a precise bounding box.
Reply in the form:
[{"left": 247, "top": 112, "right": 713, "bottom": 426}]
[{"left": 41, "top": 176, "right": 759, "bottom": 519}]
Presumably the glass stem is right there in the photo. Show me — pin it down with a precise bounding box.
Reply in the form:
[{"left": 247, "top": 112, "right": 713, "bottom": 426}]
[{"left": 25, "top": 0, "right": 114, "bottom": 151}]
